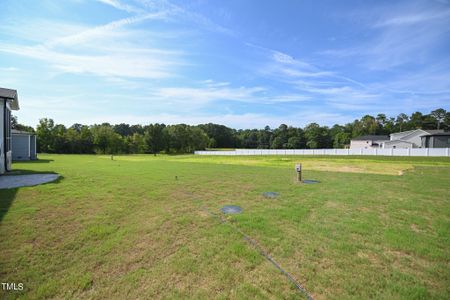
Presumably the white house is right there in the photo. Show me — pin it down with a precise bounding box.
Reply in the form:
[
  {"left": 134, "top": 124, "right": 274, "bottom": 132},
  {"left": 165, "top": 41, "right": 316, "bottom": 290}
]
[
  {"left": 0, "top": 88, "right": 20, "bottom": 174},
  {"left": 383, "top": 129, "right": 446, "bottom": 148},
  {"left": 351, "top": 129, "right": 449, "bottom": 149},
  {"left": 349, "top": 135, "right": 389, "bottom": 149}
]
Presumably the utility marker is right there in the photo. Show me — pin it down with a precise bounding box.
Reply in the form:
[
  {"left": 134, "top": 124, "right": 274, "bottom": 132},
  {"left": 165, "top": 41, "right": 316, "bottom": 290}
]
[{"left": 295, "top": 163, "right": 302, "bottom": 182}]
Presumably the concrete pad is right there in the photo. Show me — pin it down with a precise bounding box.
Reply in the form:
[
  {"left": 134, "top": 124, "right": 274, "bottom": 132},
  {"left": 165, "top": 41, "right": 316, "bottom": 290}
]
[
  {"left": 302, "top": 179, "right": 320, "bottom": 184},
  {"left": 262, "top": 192, "right": 279, "bottom": 199},
  {"left": 221, "top": 205, "right": 243, "bottom": 214},
  {"left": 0, "top": 174, "right": 60, "bottom": 189}
]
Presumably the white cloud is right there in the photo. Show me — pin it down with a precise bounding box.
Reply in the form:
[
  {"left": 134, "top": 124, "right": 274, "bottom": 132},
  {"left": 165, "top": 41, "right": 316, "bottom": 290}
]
[
  {"left": 136, "top": 0, "right": 236, "bottom": 36},
  {"left": 96, "top": 0, "right": 144, "bottom": 14},
  {"left": 373, "top": 8, "right": 450, "bottom": 27},
  {"left": 154, "top": 86, "right": 265, "bottom": 104},
  {"left": 0, "top": 44, "right": 180, "bottom": 79},
  {"left": 0, "top": 10, "right": 184, "bottom": 80},
  {"left": 322, "top": 2, "right": 450, "bottom": 70},
  {"left": 150, "top": 81, "right": 311, "bottom": 106},
  {"left": 45, "top": 12, "right": 170, "bottom": 48}
]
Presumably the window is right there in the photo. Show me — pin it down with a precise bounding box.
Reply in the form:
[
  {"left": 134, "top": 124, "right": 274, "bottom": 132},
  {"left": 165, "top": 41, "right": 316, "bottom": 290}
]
[{"left": 447, "top": 138, "right": 450, "bottom": 145}]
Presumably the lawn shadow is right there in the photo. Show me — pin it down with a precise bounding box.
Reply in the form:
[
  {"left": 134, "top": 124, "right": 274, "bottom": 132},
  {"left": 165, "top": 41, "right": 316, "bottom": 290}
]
[
  {"left": 6, "top": 169, "right": 58, "bottom": 176},
  {"left": 0, "top": 188, "right": 18, "bottom": 223},
  {"left": 12, "top": 158, "right": 54, "bottom": 164},
  {"left": 0, "top": 171, "right": 63, "bottom": 224}
]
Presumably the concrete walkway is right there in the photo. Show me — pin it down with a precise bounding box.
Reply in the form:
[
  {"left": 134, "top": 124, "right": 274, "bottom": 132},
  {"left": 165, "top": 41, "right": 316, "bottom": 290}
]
[{"left": 0, "top": 174, "right": 60, "bottom": 189}]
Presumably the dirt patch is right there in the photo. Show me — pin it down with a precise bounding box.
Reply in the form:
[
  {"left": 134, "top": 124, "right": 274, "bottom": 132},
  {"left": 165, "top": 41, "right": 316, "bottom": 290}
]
[{"left": 410, "top": 224, "right": 422, "bottom": 233}]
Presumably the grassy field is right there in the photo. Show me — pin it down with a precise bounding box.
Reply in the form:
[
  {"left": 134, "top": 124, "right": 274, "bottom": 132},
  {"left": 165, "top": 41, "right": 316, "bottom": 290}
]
[{"left": 1, "top": 154, "right": 449, "bottom": 299}]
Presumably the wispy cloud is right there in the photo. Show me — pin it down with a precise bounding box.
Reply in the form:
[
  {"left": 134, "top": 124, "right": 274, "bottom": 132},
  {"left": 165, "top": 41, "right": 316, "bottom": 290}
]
[
  {"left": 45, "top": 12, "right": 170, "bottom": 48},
  {"left": 246, "top": 43, "right": 376, "bottom": 110},
  {"left": 96, "top": 0, "right": 144, "bottom": 14},
  {"left": 149, "top": 79, "right": 313, "bottom": 106},
  {"left": 135, "top": 0, "right": 236, "bottom": 36},
  {"left": 373, "top": 8, "right": 450, "bottom": 27},
  {"left": 0, "top": 9, "right": 183, "bottom": 80},
  {"left": 322, "top": 2, "right": 450, "bottom": 70},
  {"left": 0, "top": 43, "right": 181, "bottom": 79}
]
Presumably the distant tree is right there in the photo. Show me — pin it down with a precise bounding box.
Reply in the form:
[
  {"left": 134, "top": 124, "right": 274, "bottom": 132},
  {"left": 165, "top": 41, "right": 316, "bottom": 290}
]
[
  {"left": 445, "top": 112, "right": 450, "bottom": 130},
  {"left": 286, "top": 136, "right": 302, "bottom": 149},
  {"left": 304, "top": 123, "right": 331, "bottom": 149},
  {"left": 238, "top": 130, "right": 258, "bottom": 148},
  {"left": 165, "top": 124, "right": 208, "bottom": 153},
  {"left": 333, "top": 132, "right": 351, "bottom": 148},
  {"left": 271, "top": 124, "right": 288, "bottom": 148},
  {"left": 271, "top": 136, "right": 284, "bottom": 149},
  {"left": 256, "top": 126, "right": 272, "bottom": 149},
  {"left": 431, "top": 108, "right": 447, "bottom": 130},
  {"left": 79, "top": 125, "right": 94, "bottom": 153},
  {"left": 114, "top": 123, "right": 132, "bottom": 136},
  {"left": 410, "top": 112, "right": 424, "bottom": 129},
  {"left": 52, "top": 124, "right": 68, "bottom": 153},
  {"left": 198, "top": 123, "right": 237, "bottom": 148},
  {"left": 396, "top": 113, "right": 409, "bottom": 132},
  {"left": 30, "top": 107, "right": 450, "bottom": 154},
  {"left": 375, "top": 114, "right": 388, "bottom": 134},
  {"left": 361, "top": 115, "right": 378, "bottom": 134},
  {"left": 330, "top": 124, "right": 350, "bottom": 148},
  {"left": 127, "top": 133, "right": 146, "bottom": 154},
  {"left": 130, "top": 124, "right": 145, "bottom": 135},
  {"left": 91, "top": 124, "right": 123, "bottom": 154},
  {"left": 144, "top": 123, "right": 167, "bottom": 155},
  {"left": 11, "top": 115, "right": 35, "bottom": 133},
  {"left": 36, "top": 118, "right": 55, "bottom": 153}
]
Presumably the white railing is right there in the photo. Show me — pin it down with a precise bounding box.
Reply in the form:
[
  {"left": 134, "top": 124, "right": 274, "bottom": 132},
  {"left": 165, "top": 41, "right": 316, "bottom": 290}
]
[{"left": 195, "top": 148, "right": 450, "bottom": 157}]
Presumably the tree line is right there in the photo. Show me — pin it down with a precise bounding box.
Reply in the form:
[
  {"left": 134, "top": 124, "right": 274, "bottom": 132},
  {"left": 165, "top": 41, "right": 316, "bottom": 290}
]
[{"left": 12, "top": 108, "right": 449, "bottom": 154}]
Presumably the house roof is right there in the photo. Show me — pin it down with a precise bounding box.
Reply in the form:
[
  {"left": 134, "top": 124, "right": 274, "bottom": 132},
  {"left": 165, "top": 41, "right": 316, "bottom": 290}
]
[
  {"left": 12, "top": 129, "right": 35, "bottom": 135},
  {"left": 421, "top": 132, "right": 450, "bottom": 137},
  {"left": 421, "top": 130, "right": 446, "bottom": 135},
  {"left": 0, "top": 87, "right": 19, "bottom": 110},
  {"left": 391, "top": 129, "right": 444, "bottom": 135},
  {"left": 390, "top": 130, "right": 416, "bottom": 136},
  {"left": 351, "top": 135, "right": 390, "bottom": 141},
  {"left": 383, "top": 139, "right": 414, "bottom": 145}
]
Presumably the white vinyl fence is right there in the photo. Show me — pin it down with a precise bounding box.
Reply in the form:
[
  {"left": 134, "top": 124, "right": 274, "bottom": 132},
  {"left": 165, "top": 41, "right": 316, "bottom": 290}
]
[{"left": 195, "top": 148, "right": 450, "bottom": 157}]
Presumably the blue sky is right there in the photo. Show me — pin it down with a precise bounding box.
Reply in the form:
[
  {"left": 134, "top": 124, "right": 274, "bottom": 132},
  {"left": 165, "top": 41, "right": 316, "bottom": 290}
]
[{"left": 1, "top": 0, "right": 449, "bottom": 129}]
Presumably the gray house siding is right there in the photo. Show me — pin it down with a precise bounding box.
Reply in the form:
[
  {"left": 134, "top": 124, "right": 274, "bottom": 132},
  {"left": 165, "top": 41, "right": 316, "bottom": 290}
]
[
  {"left": 12, "top": 133, "right": 37, "bottom": 160},
  {"left": 433, "top": 136, "right": 450, "bottom": 148},
  {"left": 0, "top": 99, "right": 4, "bottom": 174},
  {"left": 12, "top": 135, "right": 30, "bottom": 160},
  {"left": 30, "top": 135, "right": 37, "bottom": 160},
  {"left": 421, "top": 135, "right": 450, "bottom": 148},
  {"left": 0, "top": 88, "right": 19, "bottom": 174}
]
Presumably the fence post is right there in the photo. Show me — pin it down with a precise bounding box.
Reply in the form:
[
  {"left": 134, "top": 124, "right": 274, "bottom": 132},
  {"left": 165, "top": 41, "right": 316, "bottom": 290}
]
[
  {"left": 407, "top": 148, "right": 410, "bottom": 156},
  {"left": 426, "top": 148, "right": 429, "bottom": 157},
  {"left": 447, "top": 148, "right": 449, "bottom": 157}
]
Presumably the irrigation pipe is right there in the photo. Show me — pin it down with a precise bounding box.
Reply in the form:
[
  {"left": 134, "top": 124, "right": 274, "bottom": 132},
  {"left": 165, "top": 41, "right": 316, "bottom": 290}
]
[
  {"left": 202, "top": 206, "right": 313, "bottom": 300},
  {"left": 177, "top": 185, "right": 313, "bottom": 299}
]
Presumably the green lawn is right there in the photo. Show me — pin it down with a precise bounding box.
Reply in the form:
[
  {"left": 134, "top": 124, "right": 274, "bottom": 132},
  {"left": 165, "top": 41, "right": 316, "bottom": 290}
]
[{"left": 1, "top": 154, "right": 449, "bottom": 299}]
